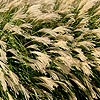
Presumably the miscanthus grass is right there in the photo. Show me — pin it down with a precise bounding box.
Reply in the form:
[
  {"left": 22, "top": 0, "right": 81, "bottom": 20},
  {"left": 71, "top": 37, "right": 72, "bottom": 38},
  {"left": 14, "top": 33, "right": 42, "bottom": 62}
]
[{"left": 0, "top": 0, "right": 100, "bottom": 100}]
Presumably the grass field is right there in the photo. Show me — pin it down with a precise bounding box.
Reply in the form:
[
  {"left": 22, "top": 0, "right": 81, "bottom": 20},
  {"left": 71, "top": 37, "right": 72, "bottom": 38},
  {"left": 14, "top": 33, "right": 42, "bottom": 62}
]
[{"left": 0, "top": 0, "right": 100, "bottom": 100}]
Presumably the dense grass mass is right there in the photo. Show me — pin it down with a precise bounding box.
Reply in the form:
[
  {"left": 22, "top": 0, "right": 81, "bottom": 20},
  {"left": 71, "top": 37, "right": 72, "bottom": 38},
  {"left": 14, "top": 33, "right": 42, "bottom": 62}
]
[{"left": 0, "top": 0, "right": 100, "bottom": 100}]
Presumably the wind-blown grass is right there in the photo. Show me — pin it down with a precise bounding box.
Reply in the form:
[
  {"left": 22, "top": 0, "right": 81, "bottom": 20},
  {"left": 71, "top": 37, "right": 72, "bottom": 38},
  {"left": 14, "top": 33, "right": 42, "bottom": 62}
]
[{"left": 0, "top": 0, "right": 100, "bottom": 100}]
